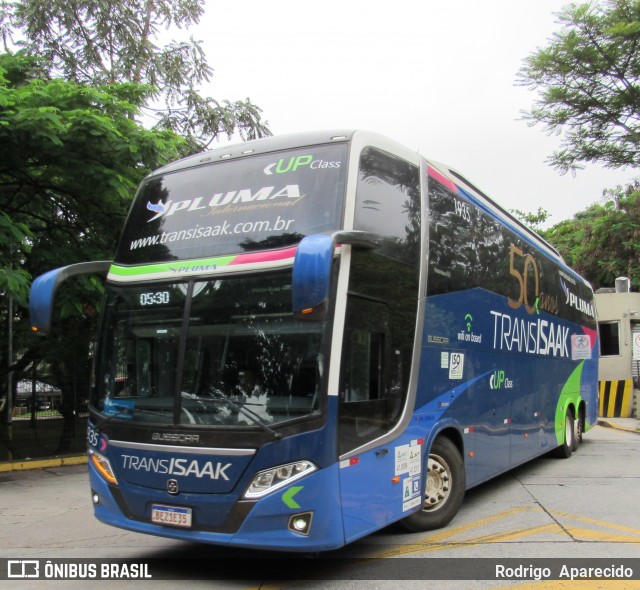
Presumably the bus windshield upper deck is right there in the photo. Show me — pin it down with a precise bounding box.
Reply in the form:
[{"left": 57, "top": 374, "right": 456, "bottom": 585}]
[{"left": 116, "top": 143, "right": 347, "bottom": 266}]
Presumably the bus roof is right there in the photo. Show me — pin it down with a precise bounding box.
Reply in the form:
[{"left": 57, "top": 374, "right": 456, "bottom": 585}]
[
  {"left": 143, "top": 129, "right": 590, "bottom": 290},
  {"left": 151, "top": 130, "right": 357, "bottom": 176}
]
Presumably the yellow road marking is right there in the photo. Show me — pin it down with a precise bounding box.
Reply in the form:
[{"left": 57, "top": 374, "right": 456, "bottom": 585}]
[
  {"left": 376, "top": 522, "right": 561, "bottom": 557},
  {"left": 375, "top": 506, "right": 534, "bottom": 557},
  {"left": 244, "top": 507, "right": 640, "bottom": 589},
  {"left": 564, "top": 525, "right": 640, "bottom": 544},
  {"left": 551, "top": 510, "right": 640, "bottom": 538},
  {"left": 374, "top": 506, "right": 640, "bottom": 558}
]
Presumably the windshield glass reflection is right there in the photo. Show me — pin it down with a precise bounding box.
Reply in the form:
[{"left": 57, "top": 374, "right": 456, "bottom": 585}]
[{"left": 93, "top": 271, "right": 325, "bottom": 428}]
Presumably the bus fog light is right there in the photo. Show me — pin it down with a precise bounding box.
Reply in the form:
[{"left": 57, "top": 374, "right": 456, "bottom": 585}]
[
  {"left": 91, "top": 491, "right": 100, "bottom": 505},
  {"left": 244, "top": 461, "right": 317, "bottom": 499},
  {"left": 288, "top": 512, "right": 313, "bottom": 535}
]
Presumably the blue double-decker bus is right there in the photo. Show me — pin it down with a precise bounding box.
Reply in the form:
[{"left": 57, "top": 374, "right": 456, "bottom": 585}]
[{"left": 30, "top": 130, "right": 598, "bottom": 551}]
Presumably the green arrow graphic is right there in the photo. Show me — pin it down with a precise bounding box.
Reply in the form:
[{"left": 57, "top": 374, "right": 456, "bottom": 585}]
[{"left": 282, "top": 486, "right": 303, "bottom": 509}]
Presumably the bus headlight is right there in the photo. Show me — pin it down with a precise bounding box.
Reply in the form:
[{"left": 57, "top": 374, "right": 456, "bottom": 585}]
[
  {"left": 243, "top": 460, "right": 317, "bottom": 499},
  {"left": 89, "top": 449, "right": 118, "bottom": 486}
]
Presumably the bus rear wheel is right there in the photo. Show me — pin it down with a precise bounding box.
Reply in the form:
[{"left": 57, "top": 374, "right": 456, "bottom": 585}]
[
  {"left": 574, "top": 407, "right": 584, "bottom": 450},
  {"left": 555, "top": 410, "right": 575, "bottom": 459},
  {"left": 399, "top": 436, "right": 465, "bottom": 532}
]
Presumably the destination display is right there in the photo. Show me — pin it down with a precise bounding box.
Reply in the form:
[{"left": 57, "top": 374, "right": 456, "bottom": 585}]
[{"left": 115, "top": 144, "right": 348, "bottom": 264}]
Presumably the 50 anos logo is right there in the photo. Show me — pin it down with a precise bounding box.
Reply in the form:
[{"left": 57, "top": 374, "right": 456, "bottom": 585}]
[{"left": 490, "top": 370, "right": 514, "bottom": 390}]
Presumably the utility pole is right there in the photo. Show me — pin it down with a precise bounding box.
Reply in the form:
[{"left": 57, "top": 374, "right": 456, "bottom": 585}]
[
  {"left": 7, "top": 294, "right": 13, "bottom": 459},
  {"left": 5, "top": 293, "right": 14, "bottom": 461}
]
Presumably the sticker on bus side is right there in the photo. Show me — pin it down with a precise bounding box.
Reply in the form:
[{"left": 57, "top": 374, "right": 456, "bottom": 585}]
[
  {"left": 395, "top": 440, "right": 423, "bottom": 512},
  {"left": 449, "top": 352, "right": 464, "bottom": 379}
]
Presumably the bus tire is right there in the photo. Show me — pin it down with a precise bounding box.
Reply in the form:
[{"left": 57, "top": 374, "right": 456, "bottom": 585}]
[
  {"left": 555, "top": 410, "right": 575, "bottom": 459},
  {"left": 399, "top": 436, "right": 465, "bottom": 532},
  {"left": 575, "top": 408, "right": 584, "bottom": 449}
]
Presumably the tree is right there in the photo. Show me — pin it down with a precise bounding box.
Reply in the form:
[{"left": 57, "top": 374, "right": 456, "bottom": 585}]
[
  {"left": 4, "top": 0, "right": 270, "bottom": 153},
  {"left": 518, "top": 0, "right": 640, "bottom": 173},
  {"left": 0, "top": 52, "right": 185, "bottom": 295},
  {"left": 0, "top": 53, "right": 186, "bottom": 448},
  {"left": 542, "top": 181, "right": 640, "bottom": 290},
  {"left": 511, "top": 206, "right": 552, "bottom": 232}
]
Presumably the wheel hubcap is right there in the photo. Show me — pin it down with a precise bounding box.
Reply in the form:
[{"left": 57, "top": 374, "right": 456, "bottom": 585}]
[
  {"left": 424, "top": 453, "right": 452, "bottom": 511},
  {"left": 566, "top": 416, "right": 573, "bottom": 447}
]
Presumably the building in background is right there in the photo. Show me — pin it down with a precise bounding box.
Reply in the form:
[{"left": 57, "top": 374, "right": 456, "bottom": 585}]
[{"left": 595, "top": 278, "right": 640, "bottom": 419}]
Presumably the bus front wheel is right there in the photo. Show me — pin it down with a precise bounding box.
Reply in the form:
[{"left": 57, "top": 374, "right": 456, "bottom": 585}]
[{"left": 399, "top": 436, "right": 465, "bottom": 532}]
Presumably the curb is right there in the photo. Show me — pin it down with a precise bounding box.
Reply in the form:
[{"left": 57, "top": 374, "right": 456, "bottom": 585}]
[
  {"left": 0, "top": 455, "right": 87, "bottom": 473},
  {"left": 598, "top": 419, "right": 640, "bottom": 434}
]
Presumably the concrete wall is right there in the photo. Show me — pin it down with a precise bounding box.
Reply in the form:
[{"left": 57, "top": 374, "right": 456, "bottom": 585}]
[{"left": 595, "top": 291, "right": 640, "bottom": 417}]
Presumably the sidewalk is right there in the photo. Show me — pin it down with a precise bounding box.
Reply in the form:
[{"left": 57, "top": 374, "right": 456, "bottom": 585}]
[
  {"left": 598, "top": 417, "right": 640, "bottom": 434},
  {"left": 0, "top": 454, "right": 86, "bottom": 473}
]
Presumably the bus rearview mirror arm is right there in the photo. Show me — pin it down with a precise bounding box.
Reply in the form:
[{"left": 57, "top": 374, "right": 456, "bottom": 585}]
[{"left": 29, "top": 260, "right": 112, "bottom": 336}]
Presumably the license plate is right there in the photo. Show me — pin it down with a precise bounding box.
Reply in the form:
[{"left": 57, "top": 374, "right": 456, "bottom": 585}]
[{"left": 151, "top": 504, "right": 192, "bottom": 528}]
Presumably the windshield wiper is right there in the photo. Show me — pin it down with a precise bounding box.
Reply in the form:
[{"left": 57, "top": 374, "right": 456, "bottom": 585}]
[
  {"left": 95, "top": 401, "right": 173, "bottom": 428},
  {"left": 183, "top": 393, "right": 282, "bottom": 440}
]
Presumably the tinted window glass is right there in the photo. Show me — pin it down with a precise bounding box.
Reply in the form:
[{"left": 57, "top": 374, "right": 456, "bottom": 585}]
[
  {"left": 116, "top": 144, "right": 347, "bottom": 264},
  {"left": 599, "top": 322, "right": 620, "bottom": 356},
  {"left": 427, "top": 174, "right": 596, "bottom": 328},
  {"left": 339, "top": 149, "right": 420, "bottom": 454},
  {"left": 92, "top": 272, "right": 328, "bottom": 427},
  {"left": 354, "top": 147, "right": 421, "bottom": 266}
]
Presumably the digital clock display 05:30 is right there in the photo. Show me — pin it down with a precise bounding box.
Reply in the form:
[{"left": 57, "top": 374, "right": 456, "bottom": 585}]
[{"left": 139, "top": 291, "right": 171, "bottom": 306}]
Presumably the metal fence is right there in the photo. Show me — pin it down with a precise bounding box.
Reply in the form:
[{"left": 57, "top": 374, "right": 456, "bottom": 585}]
[{"left": 0, "top": 380, "right": 89, "bottom": 462}]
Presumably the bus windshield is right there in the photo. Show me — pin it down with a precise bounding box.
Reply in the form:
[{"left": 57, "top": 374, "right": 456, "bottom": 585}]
[
  {"left": 92, "top": 271, "right": 326, "bottom": 427},
  {"left": 115, "top": 143, "right": 347, "bottom": 265}
]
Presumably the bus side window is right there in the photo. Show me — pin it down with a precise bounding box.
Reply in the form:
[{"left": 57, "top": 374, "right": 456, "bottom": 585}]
[
  {"left": 339, "top": 296, "right": 394, "bottom": 453},
  {"left": 343, "top": 330, "right": 384, "bottom": 402},
  {"left": 338, "top": 147, "right": 420, "bottom": 455}
]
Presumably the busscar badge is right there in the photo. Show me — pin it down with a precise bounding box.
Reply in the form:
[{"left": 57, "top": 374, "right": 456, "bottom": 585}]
[{"left": 167, "top": 479, "right": 179, "bottom": 495}]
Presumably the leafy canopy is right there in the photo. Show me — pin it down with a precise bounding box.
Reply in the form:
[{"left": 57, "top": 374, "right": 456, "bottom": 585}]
[
  {"left": 518, "top": 0, "right": 640, "bottom": 173},
  {"left": 0, "top": 52, "right": 185, "bottom": 302},
  {"left": 0, "top": 52, "right": 187, "bottom": 397},
  {"left": 541, "top": 182, "right": 640, "bottom": 290},
  {"left": 3, "top": 0, "right": 270, "bottom": 152}
]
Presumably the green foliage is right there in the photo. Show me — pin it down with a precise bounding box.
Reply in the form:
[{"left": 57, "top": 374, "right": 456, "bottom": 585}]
[
  {"left": 542, "top": 181, "right": 640, "bottom": 290},
  {"left": 0, "top": 0, "right": 270, "bottom": 411},
  {"left": 0, "top": 211, "right": 32, "bottom": 304},
  {"left": 0, "top": 52, "right": 185, "bottom": 396},
  {"left": 0, "top": 53, "right": 184, "bottom": 274},
  {"left": 5, "top": 0, "right": 270, "bottom": 152},
  {"left": 510, "top": 207, "right": 552, "bottom": 232},
  {"left": 518, "top": 0, "right": 640, "bottom": 172}
]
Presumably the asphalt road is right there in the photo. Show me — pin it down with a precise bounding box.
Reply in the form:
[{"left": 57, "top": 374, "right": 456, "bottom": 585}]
[{"left": 1, "top": 423, "right": 639, "bottom": 589}]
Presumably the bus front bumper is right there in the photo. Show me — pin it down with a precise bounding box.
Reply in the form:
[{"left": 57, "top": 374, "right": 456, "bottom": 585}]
[{"left": 89, "top": 461, "right": 345, "bottom": 552}]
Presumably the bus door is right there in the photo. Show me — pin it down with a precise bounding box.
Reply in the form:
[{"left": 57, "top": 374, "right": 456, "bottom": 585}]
[{"left": 338, "top": 296, "right": 399, "bottom": 541}]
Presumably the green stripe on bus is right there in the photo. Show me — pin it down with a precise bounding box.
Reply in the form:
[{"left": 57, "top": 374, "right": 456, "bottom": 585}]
[{"left": 109, "top": 256, "right": 237, "bottom": 277}]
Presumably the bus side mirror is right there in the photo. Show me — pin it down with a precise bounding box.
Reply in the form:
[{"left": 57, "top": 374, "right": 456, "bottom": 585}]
[
  {"left": 292, "top": 234, "right": 334, "bottom": 321},
  {"left": 292, "top": 232, "right": 381, "bottom": 320},
  {"left": 29, "top": 261, "right": 112, "bottom": 336}
]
